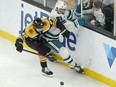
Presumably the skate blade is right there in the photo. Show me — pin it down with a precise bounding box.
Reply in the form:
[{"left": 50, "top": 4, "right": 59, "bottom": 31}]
[
  {"left": 42, "top": 73, "right": 53, "bottom": 78},
  {"left": 74, "top": 68, "right": 85, "bottom": 74},
  {"left": 76, "top": 70, "right": 85, "bottom": 74}
]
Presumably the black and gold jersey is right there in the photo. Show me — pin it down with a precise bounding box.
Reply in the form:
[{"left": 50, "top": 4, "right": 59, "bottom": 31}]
[{"left": 18, "top": 17, "right": 66, "bottom": 41}]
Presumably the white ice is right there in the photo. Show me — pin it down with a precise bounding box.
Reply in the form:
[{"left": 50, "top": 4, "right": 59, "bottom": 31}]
[{"left": 0, "top": 37, "right": 109, "bottom": 87}]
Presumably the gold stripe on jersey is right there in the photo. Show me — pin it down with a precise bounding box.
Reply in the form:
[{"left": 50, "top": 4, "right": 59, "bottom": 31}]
[
  {"left": 42, "top": 18, "right": 58, "bottom": 33},
  {"left": 53, "top": 19, "right": 57, "bottom": 27},
  {"left": 24, "top": 22, "right": 38, "bottom": 38},
  {"left": 42, "top": 18, "right": 51, "bottom": 33}
]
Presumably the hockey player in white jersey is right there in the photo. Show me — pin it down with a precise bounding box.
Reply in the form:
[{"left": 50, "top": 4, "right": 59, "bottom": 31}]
[
  {"left": 49, "top": 0, "right": 83, "bottom": 27},
  {"left": 41, "top": 18, "right": 84, "bottom": 73}
]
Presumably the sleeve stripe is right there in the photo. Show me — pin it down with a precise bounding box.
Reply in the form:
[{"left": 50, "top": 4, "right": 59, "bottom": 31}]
[{"left": 67, "top": 10, "right": 73, "bottom": 20}]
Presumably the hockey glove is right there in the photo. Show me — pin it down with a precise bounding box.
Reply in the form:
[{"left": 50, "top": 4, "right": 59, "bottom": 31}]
[
  {"left": 56, "top": 16, "right": 66, "bottom": 24},
  {"left": 15, "top": 38, "right": 23, "bottom": 52},
  {"left": 61, "top": 29, "right": 70, "bottom": 38}
]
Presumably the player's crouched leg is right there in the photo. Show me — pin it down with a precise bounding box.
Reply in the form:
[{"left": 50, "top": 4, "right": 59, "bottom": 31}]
[{"left": 37, "top": 44, "right": 53, "bottom": 76}]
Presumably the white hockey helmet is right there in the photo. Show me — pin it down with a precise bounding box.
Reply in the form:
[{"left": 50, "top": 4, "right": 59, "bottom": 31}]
[{"left": 55, "top": 1, "right": 67, "bottom": 10}]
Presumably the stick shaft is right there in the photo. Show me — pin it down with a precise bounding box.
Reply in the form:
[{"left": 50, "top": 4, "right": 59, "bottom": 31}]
[
  {"left": 23, "top": 49, "right": 38, "bottom": 55},
  {"left": 23, "top": 49, "right": 66, "bottom": 64}
]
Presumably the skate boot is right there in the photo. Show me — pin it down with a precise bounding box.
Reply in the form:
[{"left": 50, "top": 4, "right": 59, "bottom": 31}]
[
  {"left": 42, "top": 67, "right": 53, "bottom": 77},
  {"left": 73, "top": 63, "right": 84, "bottom": 74},
  {"left": 46, "top": 54, "right": 57, "bottom": 62}
]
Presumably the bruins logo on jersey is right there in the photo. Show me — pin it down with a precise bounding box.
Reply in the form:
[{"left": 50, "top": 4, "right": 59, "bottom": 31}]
[
  {"left": 25, "top": 23, "right": 38, "bottom": 38},
  {"left": 29, "top": 29, "right": 33, "bottom": 34}
]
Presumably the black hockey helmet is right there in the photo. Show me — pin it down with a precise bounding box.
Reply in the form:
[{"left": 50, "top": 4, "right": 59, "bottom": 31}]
[{"left": 33, "top": 18, "right": 44, "bottom": 28}]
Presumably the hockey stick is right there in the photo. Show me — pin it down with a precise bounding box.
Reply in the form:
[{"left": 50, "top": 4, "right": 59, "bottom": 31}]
[
  {"left": 23, "top": 49, "right": 91, "bottom": 68},
  {"left": 23, "top": 49, "right": 65, "bottom": 63},
  {"left": 22, "top": 49, "right": 81, "bottom": 68},
  {"left": 23, "top": 49, "right": 91, "bottom": 74},
  {"left": 23, "top": 49, "right": 39, "bottom": 55}
]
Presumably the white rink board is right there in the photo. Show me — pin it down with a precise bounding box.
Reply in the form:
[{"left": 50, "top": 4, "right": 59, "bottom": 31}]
[
  {"left": 0, "top": 0, "right": 116, "bottom": 82},
  {"left": 0, "top": 0, "right": 49, "bottom": 36}
]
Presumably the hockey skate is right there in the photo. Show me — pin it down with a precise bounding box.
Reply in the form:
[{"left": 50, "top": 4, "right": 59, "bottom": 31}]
[
  {"left": 72, "top": 63, "right": 84, "bottom": 74},
  {"left": 46, "top": 54, "right": 57, "bottom": 62},
  {"left": 42, "top": 67, "right": 53, "bottom": 77}
]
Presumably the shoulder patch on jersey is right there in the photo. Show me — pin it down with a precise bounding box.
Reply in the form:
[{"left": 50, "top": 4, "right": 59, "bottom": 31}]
[
  {"left": 25, "top": 23, "right": 38, "bottom": 38},
  {"left": 29, "top": 29, "right": 33, "bottom": 34},
  {"left": 42, "top": 18, "right": 51, "bottom": 33}
]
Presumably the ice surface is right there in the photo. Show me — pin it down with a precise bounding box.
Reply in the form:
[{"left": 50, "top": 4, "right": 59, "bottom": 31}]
[{"left": 0, "top": 37, "right": 109, "bottom": 87}]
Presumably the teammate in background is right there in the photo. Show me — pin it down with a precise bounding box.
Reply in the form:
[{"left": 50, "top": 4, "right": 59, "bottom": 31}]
[
  {"left": 15, "top": 18, "right": 53, "bottom": 76},
  {"left": 49, "top": 0, "right": 84, "bottom": 28}
]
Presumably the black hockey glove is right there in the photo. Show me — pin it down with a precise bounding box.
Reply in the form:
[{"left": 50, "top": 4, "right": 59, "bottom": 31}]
[
  {"left": 15, "top": 38, "right": 23, "bottom": 52},
  {"left": 61, "top": 29, "right": 70, "bottom": 38}
]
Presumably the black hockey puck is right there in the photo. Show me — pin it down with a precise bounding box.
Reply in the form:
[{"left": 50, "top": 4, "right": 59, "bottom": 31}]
[{"left": 60, "top": 81, "right": 64, "bottom": 86}]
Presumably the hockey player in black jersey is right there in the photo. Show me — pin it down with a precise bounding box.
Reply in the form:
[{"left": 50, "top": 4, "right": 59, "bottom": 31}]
[
  {"left": 15, "top": 17, "right": 84, "bottom": 77},
  {"left": 15, "top": 18, "right": 53, "bottom": 76}
]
